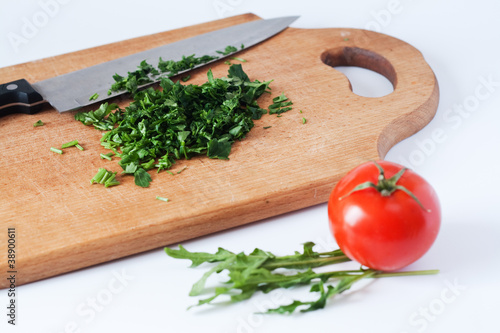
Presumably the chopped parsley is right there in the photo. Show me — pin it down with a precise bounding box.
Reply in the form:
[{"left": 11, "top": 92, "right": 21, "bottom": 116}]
[
  {"left": 100, "top": 152, "right": 114, "bottom": 160},
  {"left": 33, "top": 120, "right": 44, "bottom": 127},
  {"left": 50, "top": 147, "right": 63, "bottom": 154},
  {"left": 217, "top": 45, "right": 238, "bottom": 55},
  {"left": 107, "top": 45, "right": 241, "bottom": 96},
  {"left": 268, "top": 92, "right": 293, "bottom": 115},
  {"left": 176, "top": 166, "right": 187, "bottom": 174},
  {"left": 90, "top": 168, "right": 120, "bottom": 187},
  {"left": 76, "top": 64, "right": 271, "bottom": 188},
  {"left": 61, "top": 140, "right": 79, "bottom": 149},
  {"left": 230, "top": 57, "right": 247, "bottom": 62}
]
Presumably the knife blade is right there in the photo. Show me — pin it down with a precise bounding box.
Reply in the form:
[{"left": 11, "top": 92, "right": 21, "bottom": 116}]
[{"left": 0, "top": 16, "right": 298, "bottom": 116}]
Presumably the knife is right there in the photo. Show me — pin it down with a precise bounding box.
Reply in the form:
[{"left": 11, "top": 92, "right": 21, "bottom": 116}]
[{"left": 0, "top": 16, "right": 298, "bottom": 117}]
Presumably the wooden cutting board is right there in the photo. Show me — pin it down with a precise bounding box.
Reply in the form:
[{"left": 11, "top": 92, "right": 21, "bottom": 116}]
[{"left": 0, "top": 13, "right": 438, "bottom": 287}]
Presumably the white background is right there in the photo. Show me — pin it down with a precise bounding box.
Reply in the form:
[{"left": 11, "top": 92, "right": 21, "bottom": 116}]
[{"left": 1, "top": 0, "right": 500, "bottom": 332}]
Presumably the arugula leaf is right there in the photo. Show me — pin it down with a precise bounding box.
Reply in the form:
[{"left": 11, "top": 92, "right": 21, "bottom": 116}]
[
  {"left": 166, "top": 242, "right": 439, "bottom": 314},
  {"left": 265, "top": 271, "right": 376, "bottom": 314},
  {"left": 166, "top": 245, "right": 235, "bottom": 267},
  {"left": 265, "top": 281, "right": 337, "bottom": 314}
]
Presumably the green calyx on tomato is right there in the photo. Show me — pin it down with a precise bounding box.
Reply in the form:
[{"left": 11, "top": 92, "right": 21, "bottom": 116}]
[{"left": 340, "top": 161, "right": 430, "bottom": 212}]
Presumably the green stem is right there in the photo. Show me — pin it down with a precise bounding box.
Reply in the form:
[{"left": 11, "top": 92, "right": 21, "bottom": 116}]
[
  {"left": 314, "top": 268, "right": 439, "bottom": 283},
  {"left": 262, "top": 255, "right": 351, "bottom": 270},
  {"left": 373, "top": 269, "right": 440, "bottom": 278}
]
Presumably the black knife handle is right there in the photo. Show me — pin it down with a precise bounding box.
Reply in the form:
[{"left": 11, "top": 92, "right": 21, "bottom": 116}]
[{"left": 0, "top": 79, "right": 45, "bottom": 117}]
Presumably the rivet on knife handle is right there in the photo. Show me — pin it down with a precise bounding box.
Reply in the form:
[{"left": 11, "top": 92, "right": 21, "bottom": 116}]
[{"left": 0, "top": 79, "right": 45, "bottom": 116}]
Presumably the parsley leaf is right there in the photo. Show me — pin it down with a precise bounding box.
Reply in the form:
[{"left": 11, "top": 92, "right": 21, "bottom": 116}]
[
  {"left": 134, "top": 168, "right": 152, "bottom": 188},
  {"left": 207, "top": 138, "right": 232, "bottom": 160}
]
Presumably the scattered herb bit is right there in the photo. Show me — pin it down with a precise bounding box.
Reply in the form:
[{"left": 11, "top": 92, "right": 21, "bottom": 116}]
[
  {"left": 181, "top": 75, "right": 191, "bottom": 82},
  {"left": 75, "top": 103, "right": 123, "bottom": 130},
  {"left": 299, "top": 110, "right": 303, "bottom": 113},
  {"left": 108, "top": 60, "right": 158, "bottom": 95},
  {"left": 166, "top": 242, "right": 439, "bottom": 314},
  {"left": 263, "top": 126, "right": 272, "bottom": 129},
  {"left": 89, "top": 93, "right": 99, "bottom": 101},
  {"left": 269, "top": 92, "right": 293, "bottom": 115},
  {"left": 230, "top": 57, "right": 247, "bottom": 62},
  {"left": 106, "top": 45, "right": 242, "bottom": 97},
  {"left": 302, "top": 117, "right": 307, "bottom": 124},
  {"left": 240, "top": 44, "right": 244, "bottom": 49},
  {"left": 343, "top": 37, "right": 349, "bottom": 41},
  {"left": 100, "top": 152, "right": 114, "bottom": 160},
  {"left": 75, "top": 144, "right": 84, "bottom": 151},
  {"left": 76, "top": 64, "right": 272, "bottom": 187},
  {"left": 50, "top": 147, "right": 63, "bottom": 154},
  {"left": 216, "top": 45, "right": 238, "bottom": 56},
  {"left": 177, "top": 166, "right": 187, "bottom": 174},
  {"left": 224, "top": 60, "right": 232, "bottom": 65},
  {"left": 61, "top": 140, "right": 79, "bottom": 149},
  {"left": 156, "top": 196, "right": 169, "bottom": 202},
  {"left": 158, "top": 54, "right": 218, "bottom": 78},
  {"left": 108, "top": 54, "right": 219, "bottom": 96},
  {"left": 33, "top": 120, "right": 44, "bottom": 127},
  {"left": 90, "top": 168, "right": 120, "bottom": 187}
]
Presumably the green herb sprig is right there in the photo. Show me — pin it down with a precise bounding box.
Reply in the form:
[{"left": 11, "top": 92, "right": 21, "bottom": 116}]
[{"left": 165, "top": 242, "right": 438, "bottom": 314}]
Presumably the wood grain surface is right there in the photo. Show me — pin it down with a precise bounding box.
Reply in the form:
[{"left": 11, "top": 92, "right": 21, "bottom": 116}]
[{"left": 0, "top": 13, "right": 438, "bottom": 287}]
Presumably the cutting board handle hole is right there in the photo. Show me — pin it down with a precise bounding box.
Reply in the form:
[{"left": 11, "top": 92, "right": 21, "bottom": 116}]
[{"left": 321, "top": 47, "right": 396, "bottom": 98}]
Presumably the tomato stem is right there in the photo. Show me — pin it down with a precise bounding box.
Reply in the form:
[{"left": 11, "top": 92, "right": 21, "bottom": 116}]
[{"left": 340, "top": 161, "right": 431, "bottom": 212}]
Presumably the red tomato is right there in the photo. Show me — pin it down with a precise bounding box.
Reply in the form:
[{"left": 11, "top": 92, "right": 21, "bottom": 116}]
[{"left": 328, "top": 160, "right": 441, "bottom": 271}]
